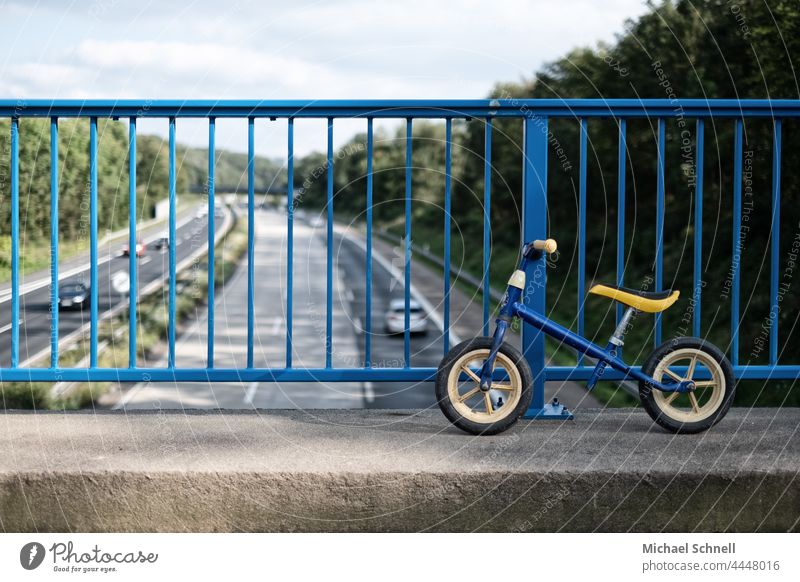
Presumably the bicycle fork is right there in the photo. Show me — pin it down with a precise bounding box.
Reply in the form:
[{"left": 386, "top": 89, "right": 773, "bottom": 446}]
[{"left": 478, "top": 281, "right": 523, "bottom": 391}]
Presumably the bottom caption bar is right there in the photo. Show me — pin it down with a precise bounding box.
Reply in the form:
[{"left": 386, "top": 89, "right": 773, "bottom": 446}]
[{"left": 0, "top": 533, "right": 796, "bottom": 580}]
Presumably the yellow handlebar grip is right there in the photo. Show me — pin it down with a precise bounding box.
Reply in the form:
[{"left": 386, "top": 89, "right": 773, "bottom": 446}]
[{"left": 533, "top": 239, "right": 558, "bottom": 254}]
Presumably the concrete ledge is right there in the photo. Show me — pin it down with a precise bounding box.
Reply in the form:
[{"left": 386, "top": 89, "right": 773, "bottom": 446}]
[{"left": 1, "top": 408, "right": 798, "bottom": 532}]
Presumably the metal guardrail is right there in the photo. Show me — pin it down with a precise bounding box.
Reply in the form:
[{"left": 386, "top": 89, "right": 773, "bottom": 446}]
[{"left": 0, "top": 99, "right": 797, "bottom": 417}]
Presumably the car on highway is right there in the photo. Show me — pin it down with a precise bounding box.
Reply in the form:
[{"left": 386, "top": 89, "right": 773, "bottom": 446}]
[
  {"left": 384, "top": 298, "right": 428, "bottom": 335},
  {"left": 122, "top": 239, "right": 146, "bottom": 257},
  {"left": 58, "top": 283, "right": 90, "bottom": 310},
  {"left": 152, "top": 236, "right": 170, "bottom": 251}
]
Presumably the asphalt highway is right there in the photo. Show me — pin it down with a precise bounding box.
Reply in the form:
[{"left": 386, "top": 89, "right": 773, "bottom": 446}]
[{"left": 0, "top": 206, "right": 225, "bottom": 368}]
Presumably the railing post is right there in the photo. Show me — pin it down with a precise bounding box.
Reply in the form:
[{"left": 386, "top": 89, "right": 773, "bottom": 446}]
[{"left": 521, "top": 115, "right": 571, "bottom": 420}]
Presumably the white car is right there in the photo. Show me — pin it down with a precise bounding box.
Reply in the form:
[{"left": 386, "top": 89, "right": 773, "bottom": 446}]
[{"left": 384, "top": 298, "right": 428, "bottom": 335}]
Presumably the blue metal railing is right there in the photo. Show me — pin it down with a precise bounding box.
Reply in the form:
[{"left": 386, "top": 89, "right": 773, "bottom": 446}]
[{"left": 1, "top": 99, "right": 799, "bottom": 415}]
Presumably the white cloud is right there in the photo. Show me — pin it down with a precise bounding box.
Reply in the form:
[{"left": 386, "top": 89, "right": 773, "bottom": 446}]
[
  {"left": 0, "top": 0, "right": 650, "bottom": 154},
  {"left": 75, "top": 39, "right": 335, "bottom": 90}
]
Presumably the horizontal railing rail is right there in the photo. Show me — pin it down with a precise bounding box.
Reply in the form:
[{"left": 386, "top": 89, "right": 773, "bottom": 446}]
[
  {"left": 0, "top": 98, "right": 797, "bottom": 416},
  {"left": 3, "top": 98, "right": 800, "bottom": 118}
]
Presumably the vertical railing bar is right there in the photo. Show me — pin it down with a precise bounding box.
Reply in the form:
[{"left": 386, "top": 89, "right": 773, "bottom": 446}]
[
  {"left": 482, "top": 118, "right": 492, "bottom": 336},
  {"left": 128, "top": 118, "right": 137, "bottom": 368},
  {"left": 577, "top": 118, "right": 587, "bottom": 366},
  {"left": 326, "top": 118, "right": 334, "bottom": 368},
  {"left": 207, "top": 117, "right": 216, "bottom": 368},
  {"left": 286, "top": 118, "right": 294, "bottom": 368},
  {"left": 168, "top": 117, "right": 177, "bottom": 368},
  {"left": 655, "top": 118, "right": 665, "bottom": 345},
  {"left": 365, "top": 118, "right": 374, "bottom": 367},
  {"left": 247, "top": 117, "right": 255, "bottom": 369},
  {"left": 616, "top": 119, "right": 627, "bottom": 331},
  {"left": 50, "top": 117, "right": 59, "bottom": 368},
  {"left": 89, "top": 117, "right": 99, "bottom": 367},
  {"left": 521, "top": 115, "right": 549, "bottom": 414},
  {"left": 10, "top": 118, "right": 19, "bottom": 368},
  {"left": 769, "top": 119, "right": 782, "bottom": 366},
  {"left": 443, "top": 118, "right": 453, "bottom": 355},
  {"left": 693, "top": 118, "right": 704, "bottom": 338},
  {"left": 731, "top": 118, "right": 743, "bottom": 366},
  {"left": 404, "top": 118, "right": 412, "bottom": 368}
]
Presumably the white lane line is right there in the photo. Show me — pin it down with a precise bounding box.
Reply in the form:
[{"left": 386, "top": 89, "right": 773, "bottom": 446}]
[
  {"left": 364, "top": 381, "right": 375, "bottom": 403},
  {"left": 270, "top": 316, "right": 282, "bottom": 335},
  {"left": 353, "top": 317, "right": 363, "bottom": 335},
  {"left": 243, "top": 381, "right": 259, "bottom": 405},
  {"left": 140, "top": 256, "right": 152, "bottom": 265},
  {"left": 112, "top": 382, "right": 144, "bottom": 410},
  {"left": 0, "top": 319, "right": 23, "bottom": 335}
]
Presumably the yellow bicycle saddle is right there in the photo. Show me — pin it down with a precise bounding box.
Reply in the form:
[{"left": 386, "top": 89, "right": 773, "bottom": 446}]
[{"left": 589, "top": 284, "right": 679, "bottom": 313}]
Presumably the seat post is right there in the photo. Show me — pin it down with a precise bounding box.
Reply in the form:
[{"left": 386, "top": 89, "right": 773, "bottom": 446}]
[
  {"left": 587, "top": 306, "right": 639, "bottom": 391},
  {"left": 610, "top": 306, "right": 638, "bottom": 347}
]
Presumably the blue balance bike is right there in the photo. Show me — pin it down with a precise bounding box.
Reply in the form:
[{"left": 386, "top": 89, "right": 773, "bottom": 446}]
[{"left": 435, "top": 238, "right": 735, "bottom": 435}]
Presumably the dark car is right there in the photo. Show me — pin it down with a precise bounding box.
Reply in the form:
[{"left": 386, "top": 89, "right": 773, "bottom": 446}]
[
  {"left": 152, "top": 237, "right": 169, "bottom": 251},
  {"left": 58, "top": 283, "right": 90, "bottom": 310}
]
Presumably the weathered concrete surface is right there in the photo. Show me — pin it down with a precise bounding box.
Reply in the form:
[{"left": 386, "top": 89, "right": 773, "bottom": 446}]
[{"left": 0, "top": 408, "right": 797, "bottom": 532}]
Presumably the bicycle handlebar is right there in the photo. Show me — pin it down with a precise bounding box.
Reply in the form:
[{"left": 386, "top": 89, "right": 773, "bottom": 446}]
[{"left": 532, "top": 238, "right": 558, "bottom": 254}]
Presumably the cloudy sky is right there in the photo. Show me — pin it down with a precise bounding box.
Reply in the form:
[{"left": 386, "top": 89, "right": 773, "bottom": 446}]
[{"left": 1, "top": 0, "right": 650, "bottom": 156}]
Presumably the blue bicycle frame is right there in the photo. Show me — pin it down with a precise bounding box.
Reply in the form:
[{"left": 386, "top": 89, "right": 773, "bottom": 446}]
[{"left": 478, "top": 244, "right": 694, "bottom": 395}]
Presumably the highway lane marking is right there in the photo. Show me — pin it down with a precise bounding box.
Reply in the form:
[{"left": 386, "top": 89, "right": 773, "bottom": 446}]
[
  {"left": 112, "top": 382, "right": 144, "bottom": 410},
  {"left": 243, "top": 381, "right": 259, "bottom": 405},
  {"left": 364, "top": 381, "right": 375, "bottom": 403},
  {"left": 270, "top": 316, "right": 282, "bottom": 335},
  {"left": 140, "top": 256, "right": 152, "bottom": 265},
  {"left": 0, "top": 319, "right": 23, "bottom": 335}
]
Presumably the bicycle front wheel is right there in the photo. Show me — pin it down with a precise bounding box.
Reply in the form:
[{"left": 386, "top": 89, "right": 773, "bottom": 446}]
[{"left": 435, "top": 337, "right": 532, "bottom": 435}]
